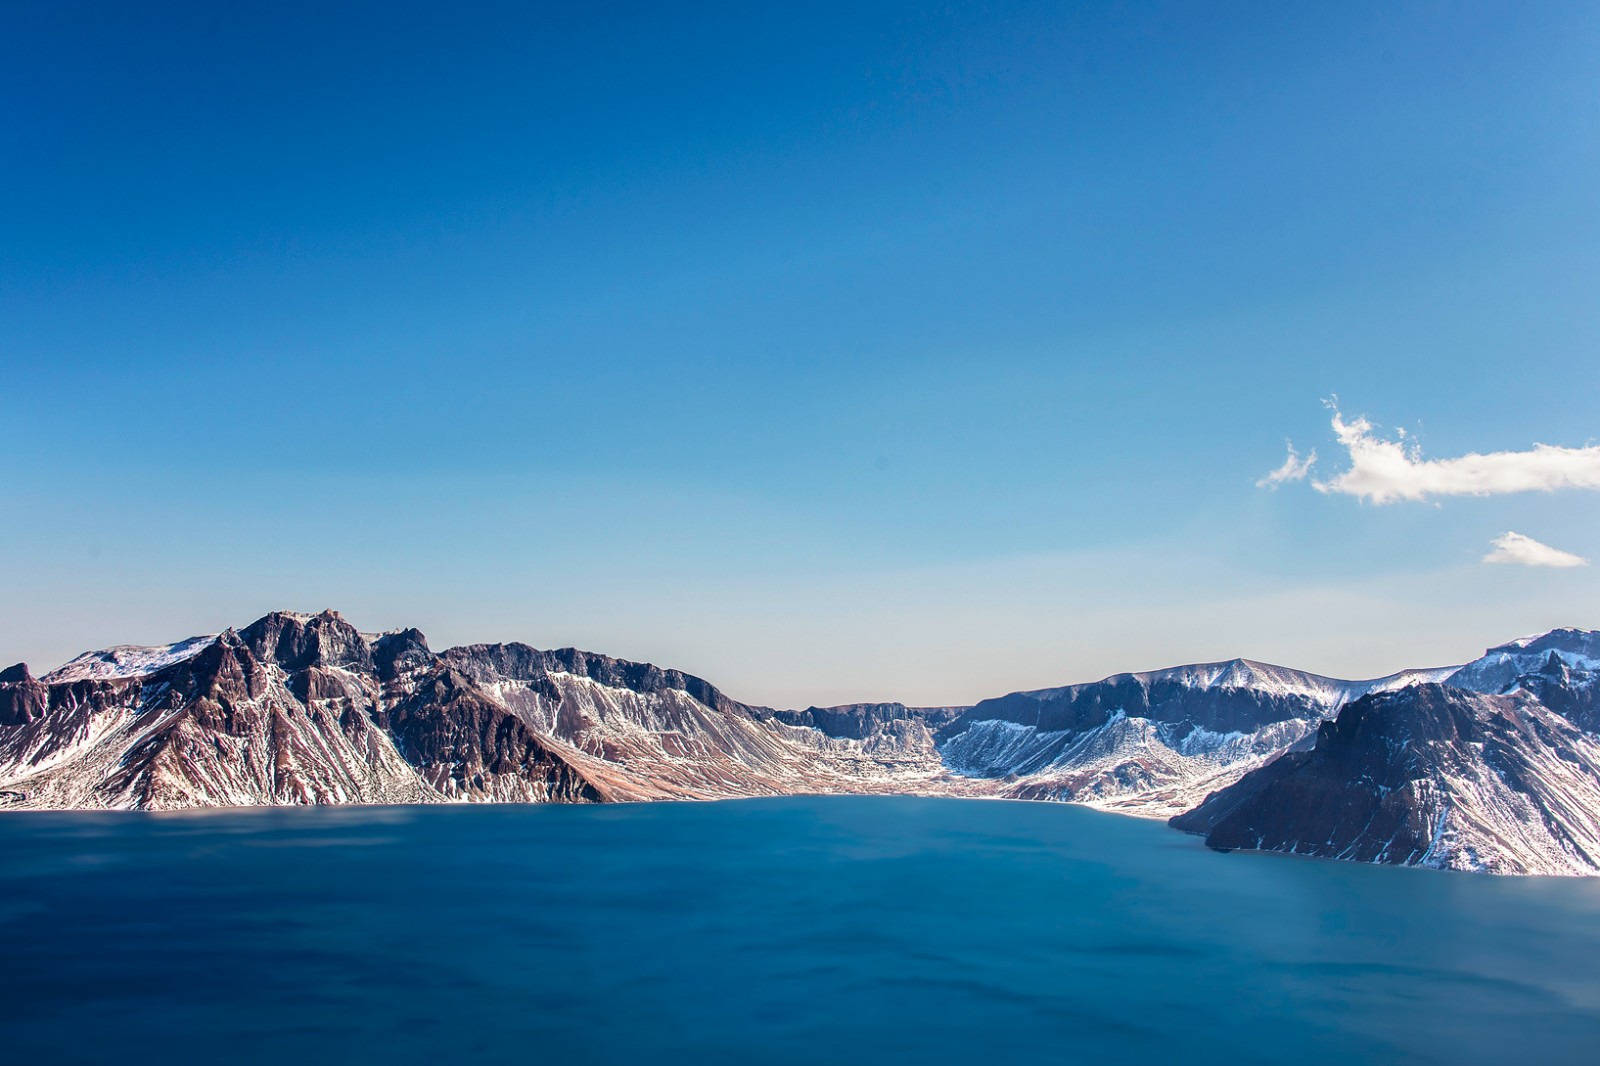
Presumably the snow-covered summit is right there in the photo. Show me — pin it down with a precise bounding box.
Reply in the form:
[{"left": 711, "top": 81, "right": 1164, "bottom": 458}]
[
  {"left": 43, "top": 635, "right": 218, "bottom": 684},
  {"left": 1448, "top": 629, "right": 1600, "bottom": 694},
  {"left": 1015, "top": 656, "right": 1460, "bottom": 710}
]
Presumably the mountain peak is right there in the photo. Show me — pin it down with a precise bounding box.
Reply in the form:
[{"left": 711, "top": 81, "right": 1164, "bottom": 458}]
[
  {"left": 1448, "top": 628, "right": 1600, "bottom": 695},
  {"left": 239, "top": 609, "right": 373, "bottom": 673},
  {"left": 1487, "top": 628, "right": 1600, "bottom": 656},
  {"left": 371, "top": 628, "right": 434, "bottom": 681}
]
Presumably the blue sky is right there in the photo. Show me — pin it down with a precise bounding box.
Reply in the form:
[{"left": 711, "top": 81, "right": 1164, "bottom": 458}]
[{"left": 4, "top": 1, "right": 1598, "bottom": 705}]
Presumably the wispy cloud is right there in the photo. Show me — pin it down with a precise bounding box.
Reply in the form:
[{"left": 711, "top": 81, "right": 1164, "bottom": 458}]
[
  {"left": 1310, "top": 408, "right": 1600, "bottom": 504},
  {"left": 1256, "top": 441, "right": 1316, "bottom": 489},
  {"left": 1482, "top": 531, "right": 1589, "bottom": 569}
]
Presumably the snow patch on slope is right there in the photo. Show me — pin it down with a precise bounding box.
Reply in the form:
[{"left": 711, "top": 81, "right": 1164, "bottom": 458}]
[{"left": 43, "top": 636, "right": 217, "bottom": 683}]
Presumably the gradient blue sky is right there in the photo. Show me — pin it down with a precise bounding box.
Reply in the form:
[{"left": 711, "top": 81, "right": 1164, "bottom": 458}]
[{"left": 4, "top": 1, "right": 1598, "bottom": 706}]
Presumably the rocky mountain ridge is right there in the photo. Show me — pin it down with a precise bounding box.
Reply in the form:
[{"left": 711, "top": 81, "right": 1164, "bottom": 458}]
[
  {"left": 6, "top": 610, "right": 1600, "bottom": 876},
  {"left": 0, "top": 611, "right": 972, "bottom": 810}
]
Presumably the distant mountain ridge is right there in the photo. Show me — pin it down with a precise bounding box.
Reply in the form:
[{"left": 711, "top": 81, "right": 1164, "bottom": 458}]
[
  {"left": 935, "top": 656, "right": 1460, "bottom": 815},
  {"left": 6, "top": 610, "right": 1600, "bottom": 876}
]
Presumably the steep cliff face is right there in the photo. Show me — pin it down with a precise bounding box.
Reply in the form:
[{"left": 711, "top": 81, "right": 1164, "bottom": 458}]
[
  {"left": 380, "top": 665, "right": 605, "bottom": 804},
  {"left": 1171, "top": 684, "right": 1600, "bottom": 876},
  {"left": 438, "top": 646, "right": 959, "bottom": 800},
  {"left": 0, "top": 612, "right": 604, "bottom": 810},
  {"left": 1166, "top": 629, "right": 1600, "bottom": 876},
  {"left": 0, "top": 664, "right": 147, "bottom": 790}
]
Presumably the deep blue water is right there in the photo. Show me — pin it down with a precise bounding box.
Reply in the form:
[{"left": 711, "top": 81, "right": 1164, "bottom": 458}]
[{"left": 4, "top": 797, "right": 1600, "bottom": 1065}]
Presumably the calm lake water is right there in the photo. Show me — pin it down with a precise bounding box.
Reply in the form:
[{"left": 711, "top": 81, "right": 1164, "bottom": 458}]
[{"left": 3, "top": 796, "right": 1600, "bottom": 1064}]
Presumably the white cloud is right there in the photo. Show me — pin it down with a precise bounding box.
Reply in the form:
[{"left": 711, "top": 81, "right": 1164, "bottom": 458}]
[
  {"left": 1482, "top": 531, "right": 1589, "bottom": 569},
  {"left": 1256, "top": 441, "right": 1316, "bottom": 489},
  {"left": 1311, "top": 408, "right": 1600, "bottom": 504}
]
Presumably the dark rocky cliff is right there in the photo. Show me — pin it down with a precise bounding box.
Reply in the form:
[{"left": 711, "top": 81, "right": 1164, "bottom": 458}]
[{"left": 1171, "top": 684, "right": 1600, "bottom": 875}]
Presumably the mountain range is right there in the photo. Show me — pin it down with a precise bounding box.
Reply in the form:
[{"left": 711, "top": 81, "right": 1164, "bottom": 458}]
[{"left": 4, "top": 610, "right": 1599, "bottom": 875}]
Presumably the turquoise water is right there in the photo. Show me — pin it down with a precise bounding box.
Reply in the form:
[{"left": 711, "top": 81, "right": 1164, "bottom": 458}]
[{"left": 4, "top": 796, "right": 1600, "bottom": 1064}]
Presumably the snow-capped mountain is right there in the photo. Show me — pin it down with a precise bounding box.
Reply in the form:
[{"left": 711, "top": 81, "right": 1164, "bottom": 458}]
[
  {"left": 935, "top": 658, "right": 1459, "bottom": 816},
  {"left": 7, "top": 610, "right": 1600, "bottom": 876},
  {"left": 1445, "top": 628, "right": 1600, "bottom": 731},
  {"left": 0, "top": 611, "right": 973, "bottom": 810},
  {"left": 1171, "top": 633, "right": 1600, "bottom": 875},
  {"left": 1446, "top": 628, "right": 1600, "bottom": 692},
  {"left": 1171, "top": 684, "right": 1600, "bottom": 875}
]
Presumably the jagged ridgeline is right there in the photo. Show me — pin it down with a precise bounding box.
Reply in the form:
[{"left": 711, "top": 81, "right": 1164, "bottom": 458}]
[
  {"left": 4, "top": 612, "right": 1600, "bottom": 876},
  {"left": 0, "top": 611, "right": 965, "bottom": 809}
]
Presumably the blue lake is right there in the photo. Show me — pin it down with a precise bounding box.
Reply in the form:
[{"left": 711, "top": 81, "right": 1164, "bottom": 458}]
[{"left": 3, "top": 796, "right": 1600, "bottom": 1064}]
